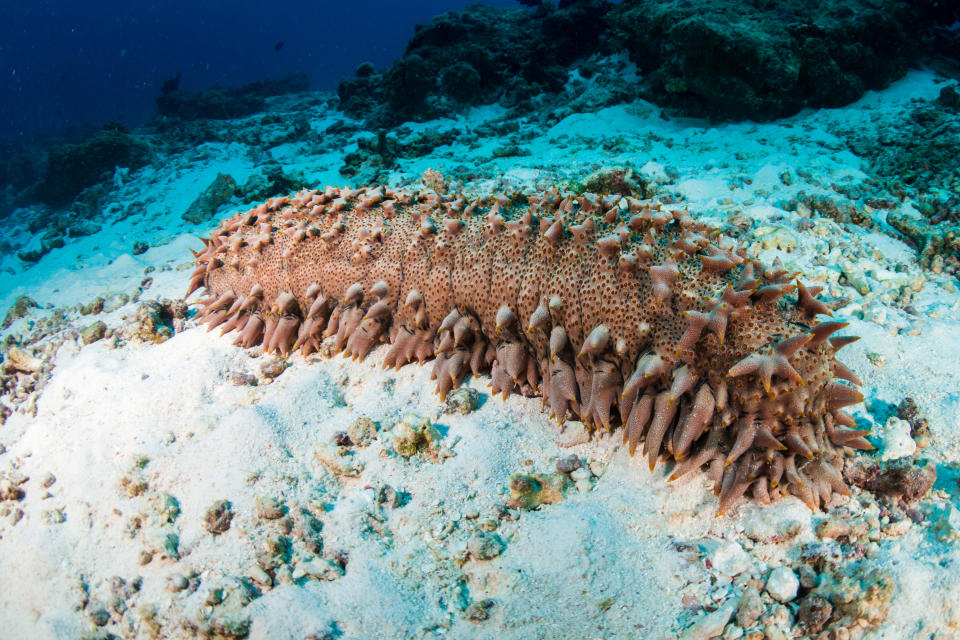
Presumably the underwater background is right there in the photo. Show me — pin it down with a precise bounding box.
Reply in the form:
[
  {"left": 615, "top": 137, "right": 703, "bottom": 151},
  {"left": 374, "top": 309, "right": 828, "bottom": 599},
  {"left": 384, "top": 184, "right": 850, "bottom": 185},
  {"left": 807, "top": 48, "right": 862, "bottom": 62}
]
[
  {"left": 0, "top": 0, "right": 519, "bottom": 141},
  {"left": 1, "top": 1, "right": 960, "bottom": 639}
]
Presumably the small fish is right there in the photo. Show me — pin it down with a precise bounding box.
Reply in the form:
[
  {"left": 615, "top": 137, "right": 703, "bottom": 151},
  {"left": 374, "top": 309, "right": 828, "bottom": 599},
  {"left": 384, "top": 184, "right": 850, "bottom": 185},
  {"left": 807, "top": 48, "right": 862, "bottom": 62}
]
[{"left": 273, "top": 41, "right": 284, "bottom": 52}]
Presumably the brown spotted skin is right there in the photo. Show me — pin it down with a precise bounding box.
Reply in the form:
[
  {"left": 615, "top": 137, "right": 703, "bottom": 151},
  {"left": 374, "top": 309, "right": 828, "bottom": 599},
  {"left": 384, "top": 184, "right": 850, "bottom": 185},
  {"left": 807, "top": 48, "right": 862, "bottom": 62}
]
[{"left": 187, "top": 186, "right": 867, "bottom": 515}]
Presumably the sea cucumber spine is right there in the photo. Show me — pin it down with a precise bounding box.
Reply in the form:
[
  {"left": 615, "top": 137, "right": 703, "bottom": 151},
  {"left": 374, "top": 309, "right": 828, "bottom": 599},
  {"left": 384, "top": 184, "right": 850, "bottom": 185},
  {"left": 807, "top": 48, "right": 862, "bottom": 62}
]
[{"left": 187, "top": 185, "right": 867, "bottom": 514}]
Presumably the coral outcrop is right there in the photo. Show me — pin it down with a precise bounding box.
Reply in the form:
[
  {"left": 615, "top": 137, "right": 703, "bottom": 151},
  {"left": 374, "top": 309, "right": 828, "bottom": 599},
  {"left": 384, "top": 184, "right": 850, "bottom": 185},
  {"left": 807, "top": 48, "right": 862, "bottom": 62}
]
[
  {"left": 335, "top": 0, "right": 956, "bottom": 126},
  {"left": 606, "top": 0, "right": 940, "bottom": 121},
  {"left": 186, "top": 186, "right": 866, "bottom": 514},
  {"left": 182, "top": 173, "right": 238, "bottom": 224},
  {"left": 35, "top": 128, "right": 152, "bottom": 207},
  {"left": 845, "top": 86, "right": 960, "bottom": 274},
  {"left": 155, "top": 73, "right": 309, "bottom": 121},
  {"left": 336, "top": 2, "right": 612, "bottom": 125}
]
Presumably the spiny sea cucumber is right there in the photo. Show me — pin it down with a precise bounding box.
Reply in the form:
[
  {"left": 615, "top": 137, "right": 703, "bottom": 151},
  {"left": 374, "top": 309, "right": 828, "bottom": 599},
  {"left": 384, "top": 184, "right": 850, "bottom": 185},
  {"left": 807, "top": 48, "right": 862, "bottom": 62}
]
[{"left": 186, "top": 185, "right": 868, "bottom": 514}]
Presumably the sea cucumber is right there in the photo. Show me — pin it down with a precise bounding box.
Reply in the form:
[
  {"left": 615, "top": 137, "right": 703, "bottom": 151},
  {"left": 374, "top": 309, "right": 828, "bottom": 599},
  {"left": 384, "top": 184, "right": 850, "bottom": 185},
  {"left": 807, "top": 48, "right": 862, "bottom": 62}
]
[{"left": 186, "top": 185, "right": 868, "bottom": 514}]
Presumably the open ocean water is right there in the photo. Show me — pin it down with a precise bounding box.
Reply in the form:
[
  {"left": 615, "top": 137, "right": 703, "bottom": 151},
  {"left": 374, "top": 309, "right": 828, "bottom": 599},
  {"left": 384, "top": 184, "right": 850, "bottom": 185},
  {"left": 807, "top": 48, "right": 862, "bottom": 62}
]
[{"left": 0, "top": 0, "right": 518, "bottom": 141}]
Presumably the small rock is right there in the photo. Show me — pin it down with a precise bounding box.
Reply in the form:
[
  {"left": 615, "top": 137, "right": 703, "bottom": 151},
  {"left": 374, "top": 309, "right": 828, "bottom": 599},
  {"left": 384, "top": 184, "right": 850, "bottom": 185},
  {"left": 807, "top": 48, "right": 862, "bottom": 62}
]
[
  {"left": 896, "top": 397, "right": 932, "bottom": 445},
  {"left": 248, "top": 565, "right": 273, "bottom": 588},
  {"left": 815, "top": 516, "right": 867, "bottom": 541},
  {"left": 259, "top": 356, "right": 286, "bottom": 379},
  {"left": 2, "top": 295, "right": 38, "bottom": 329},
  {"left": 569, "top": 466, "right": 592, "bottom": 482},
  {"left": 799, "top": 540, "right": 843, "bottom": 571},
  {"left": 254, "top": 496, "right": 286, "bottom": 520},
  {"left": 882, "top": 518, "right": 911, "bottom": 537},
  {"left": 721, "top": 622, "right": 744, "bottom": 640},
  {"left": 464, "top": 598, "right": 495, "bottom": 622},
  {"left": 205, "top": 586, "right": 224, "bottom": 606},
  {"left": 0, "top": 478, "right": 25, "bottom": 501},
  {"left": 797, "top": 565, "right": 819, "bottom": 590},
  {"left": 575, "top": 478, "right": 593, "bottom": 493},
  {"left": 152, "top": 492, "right": 180, "bottom": 523},
  {"left": 841, "top": 260, "right": 870, "bottom": 295},
  {"left": 760, "top": 603, "right": 792, "bottom": 629},
  {"left": 41, "top": 508, "right": 66, "bottom": 525},
  {"left": 765, "top": 567, "right": 799, "bottom": 603},
  {"left": 753, "top": 225, "right": 798, "bottom": 252},
  {"left": 763, "top": 625, "right": 790, "bottom": 640},
  {"left": 421, "top": 168, "right": 448, "bottom": 193},
  {"left": 167, "top": 574, "right": 189, "bottom": 593},
  {"left": 506, "top": 472, "right": 570, "bottom": 510},
  {"left": 930, "top": 255, "right": 945, "bottom": 274},
  {"left": 928, "top": 503, "right": 960, "bottom": 542},
  {"left": 588, "top": 459, "right": 605, "bottom": 477},
  {"left": 227, "top": 371, "right": 256, "bottom": 386},
  {"left": 467, "top": 531, "right": 505, "bottom": 560},
  {"left": 124, "top": 299, "right": 181, "bottom": 343},
  {"left": 736, "top": 587, "right": 764, "bottom": 628},
  {"left": 80, "top": 296, "right": 105, "bottom": 315},
  {"left": 555, "top": 454, "right": 582, "bottom": 474},
  {"left": 39, "top": 472, "right": 56, "bottom": 488},
  {"left": 861, "top": 305, "right": 887, "bottom": 324},
  {"left": 80, "top": 320, "right": 108, "bottom": 345},
  {"left": 88, "top": 602, "right": 110, "bottom": 627},
  {"left": 315, "top": 441, "right": 364, "bottom": 476},
  {"left": 796, "top": 593, "right": 832, "bottom": 634},
  {"left": 706, "top": 540, "right": 751, "bottom": 577},
  {"left": 102, "top": 292, "right": 130, "bottom": 313},
  {"left": 138, "top": 550, "right": 154, "bottom": 566},
  {"left": 293, "top": 558, "right": 343, "bottom": 582},
  {"left": 391, "top": 414, "right": 442, "bottom": 459},
  {"left": 680, "top": 601, "right": 736, "bottom": 640},
  {"left": 843, "top": 457, "right": 936, "bottom": 502},
  {"left": 182, "top": 172, "right": 237, "bottom": 224},
  {"left": 347, "top": 416, "right": 379, "bottom": 447},
  {"left": 119, "top": 474, "right": 148, "bottom": 497},
  {"left": 3, "top": 346, "right": 44, "bottom": 374},
  {"left": 203, "top": 499, "right": 233, "bottom": 534},
  {"left": 375, "top": 484, "right": 404, "bottom": 508},
  {"left": 581, "top": 166, "right": 646, "bottom": 197},
  {"left": 741, "top": 502, "right": 808, "bottom": 543},
  {"left": 879, "top": 417, "right": 916, "bottom": 461},
  {"left": 814, "top": 560, "right": 893, "bottom": 626},
  {"left": 865, "top": 351, "right": 887, "bottom": 367},
  {"left": 444, "top": 387, "right": 479, "bottom": 414},
  {"left": 69, "top": 220, "right": 101, "bottom": 237}
]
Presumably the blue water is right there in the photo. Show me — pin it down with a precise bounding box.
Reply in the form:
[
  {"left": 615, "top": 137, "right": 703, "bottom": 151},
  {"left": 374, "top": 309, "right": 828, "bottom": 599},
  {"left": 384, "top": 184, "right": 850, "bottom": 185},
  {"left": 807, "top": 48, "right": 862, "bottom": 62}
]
[{"left": 0, "top": 0, "right": 517, "bottom": 142}]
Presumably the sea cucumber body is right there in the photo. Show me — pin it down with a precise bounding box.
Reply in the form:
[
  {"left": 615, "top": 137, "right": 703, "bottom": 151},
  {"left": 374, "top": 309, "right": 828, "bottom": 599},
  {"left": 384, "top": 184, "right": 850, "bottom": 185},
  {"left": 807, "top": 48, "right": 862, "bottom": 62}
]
[{"left": 188, "top": 185, "right": 867, "bottom": 514}]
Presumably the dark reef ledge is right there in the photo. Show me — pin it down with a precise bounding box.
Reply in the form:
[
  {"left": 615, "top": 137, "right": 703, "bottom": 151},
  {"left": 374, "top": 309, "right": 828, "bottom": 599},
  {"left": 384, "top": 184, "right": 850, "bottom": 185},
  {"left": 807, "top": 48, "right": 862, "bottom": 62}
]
[{"left": 338, "top": 0, "right": 959, "bottom": 125}]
